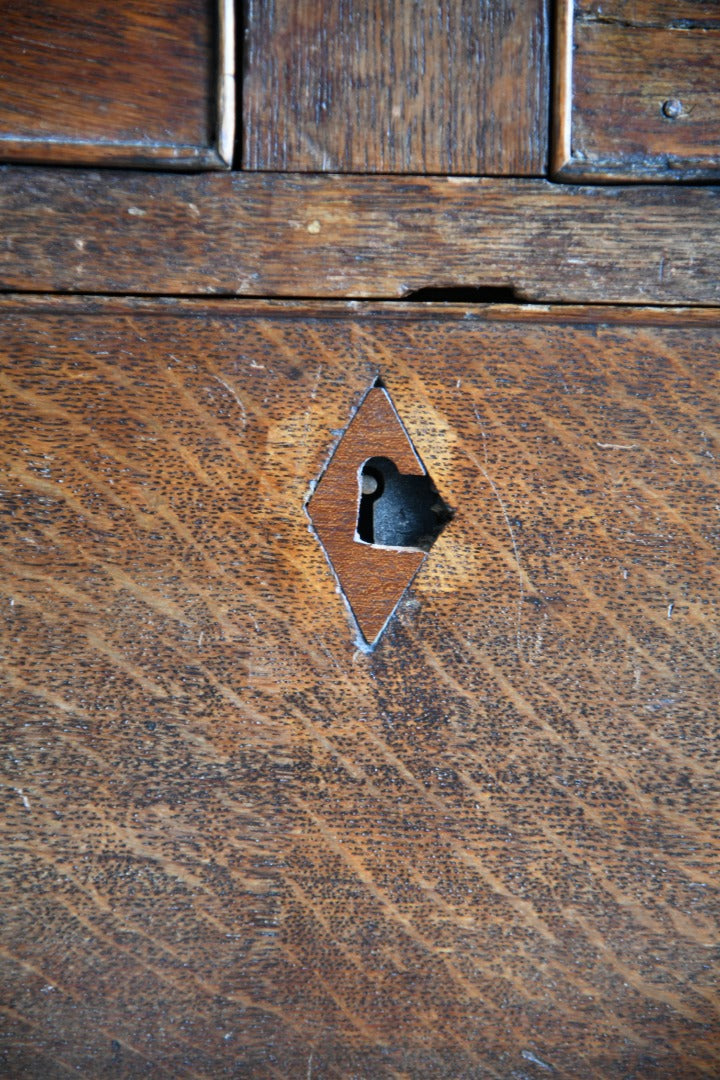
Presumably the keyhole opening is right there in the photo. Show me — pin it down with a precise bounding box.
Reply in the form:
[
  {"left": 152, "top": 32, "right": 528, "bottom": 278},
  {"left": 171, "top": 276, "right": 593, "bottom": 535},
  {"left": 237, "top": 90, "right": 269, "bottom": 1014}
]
[
  {"left": 357, "top": 462, "right": 385, "bottom": 544},
  {"left": 356, "top": 457, "right": 452, "bottom": 550}
]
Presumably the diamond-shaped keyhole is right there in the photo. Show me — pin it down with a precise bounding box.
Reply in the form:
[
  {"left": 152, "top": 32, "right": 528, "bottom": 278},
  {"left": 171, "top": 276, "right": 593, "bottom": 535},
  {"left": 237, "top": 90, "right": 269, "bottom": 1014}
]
[{"left": 307, "top": 383, "right": 452, "bottom": 647}]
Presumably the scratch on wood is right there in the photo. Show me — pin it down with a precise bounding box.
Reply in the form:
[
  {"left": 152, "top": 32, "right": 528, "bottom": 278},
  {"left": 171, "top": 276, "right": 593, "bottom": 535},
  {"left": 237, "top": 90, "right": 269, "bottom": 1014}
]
[
  {"left": 521, "top": 1048, "right": 553, "bottom": 1071},
  {"left": 15, "top": 788, "right": 31, "bottom": 810},
  {"left": 212, "top": 375, "right": 247, "bottom": 429}
]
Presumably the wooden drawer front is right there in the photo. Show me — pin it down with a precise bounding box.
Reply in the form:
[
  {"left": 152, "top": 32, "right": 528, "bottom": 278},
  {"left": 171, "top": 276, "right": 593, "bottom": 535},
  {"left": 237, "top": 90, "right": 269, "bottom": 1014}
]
[
  {"left": 554, "top": 0, "right": 720, "bottom": 180},
  {"left": 243, "top": 0, "right": 550, "bottom": 175},
  {"left": 0, "top": 0, "right": 233, "bottom": 168},
  {"left": 2, "top": 299, "right": 719, "bottom": 1077}
]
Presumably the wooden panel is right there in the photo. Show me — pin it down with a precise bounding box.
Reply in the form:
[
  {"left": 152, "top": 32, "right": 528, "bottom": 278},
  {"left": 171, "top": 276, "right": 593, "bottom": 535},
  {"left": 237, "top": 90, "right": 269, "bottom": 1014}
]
[
  {"left": 0, "top": 0, "right": 234, "bottom": 168},
  {"left": 243, "top": 0, "right": 549, "bottom": 175},
  {"left": 2, "top": 168, "right": 720, "bottom": 304},
  {"left": 2, "top": 297, "right": 719, "bottom": 1077},
  {"left": 554, "top": 0, "right": 720, "bottom": 180}
]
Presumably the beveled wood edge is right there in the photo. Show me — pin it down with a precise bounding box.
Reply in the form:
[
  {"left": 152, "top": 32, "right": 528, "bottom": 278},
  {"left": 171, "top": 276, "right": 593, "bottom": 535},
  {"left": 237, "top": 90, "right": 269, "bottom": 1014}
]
[
  {"left": 551, "top": 0, "right": 574, "bottom": 178},
  {"left": 552, "top": 0, "right": 720, "bottom": 183},
  {"left": 217, "top": 0, "right": 235, "bottom": 167},
  {"left": 0, "top": 138, "right": 228, "bottom": 170},
  {"left": 0, "top": 0, "right": 234, "bottom": 171},
  {"left": 2, "top": 294, "right": 720, "bottom": 327}
]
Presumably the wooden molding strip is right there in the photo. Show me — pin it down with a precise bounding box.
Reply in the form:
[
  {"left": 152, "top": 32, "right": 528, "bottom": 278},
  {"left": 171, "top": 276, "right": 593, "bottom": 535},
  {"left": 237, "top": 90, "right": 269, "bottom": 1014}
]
[
  {"left": 1, "top": 169, "right": 719, "bottom": 304},
  {"left": 551, "top": 0, "right": 574, "bottom": 177},
  {"left": 0, "top": 138, "right": 229, "bottom": 170},
  {"left": 216, "top": 0, "right": 236, "bottom": 168},
  {"left": 3, "top": 295, "right": 720, "bottom": 326}
]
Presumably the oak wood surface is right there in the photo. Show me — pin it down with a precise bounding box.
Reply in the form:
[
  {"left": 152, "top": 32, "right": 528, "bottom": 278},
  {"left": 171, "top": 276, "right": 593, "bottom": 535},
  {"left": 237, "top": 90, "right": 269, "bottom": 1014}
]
[
  {"left": 554, "top": 0, "right": 720, "bottom": 180},
  {"left": 242, "top": 0, "right": 549, "bottom": 175},
  {"left": 2, "top": 168, "right": 720, "bottom": 304},
  {"left": 2, "top": 297, "right": 719, "bottom": 1078},
  {"left": 0, "top": 0, "right": 229, "bottom": 169}
]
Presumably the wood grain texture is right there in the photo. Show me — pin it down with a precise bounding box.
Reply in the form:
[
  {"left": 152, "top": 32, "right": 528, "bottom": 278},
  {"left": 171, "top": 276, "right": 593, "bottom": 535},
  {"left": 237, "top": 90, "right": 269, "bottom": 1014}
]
[
  {"left": 0, "top": 0, "right": 230, "bottom": 169},
  {"left": 2, "top": 168, "right": 720, "bottom": 304},
  {"left": 2, "top": 297, "right": 719, "bottom": 1077},
  {"left": 242, "top": 0, "right": 549, "bottom": 174},
  {"left": 554, "top": 0, "right": 720, "bottom": 180}
]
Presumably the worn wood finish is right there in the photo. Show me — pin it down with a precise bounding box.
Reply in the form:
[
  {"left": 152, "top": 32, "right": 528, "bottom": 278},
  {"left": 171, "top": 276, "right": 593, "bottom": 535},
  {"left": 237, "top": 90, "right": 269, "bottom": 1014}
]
[
  {"left": 2, "top": 168, "right": 720, "bottom": 304},
  {"left": 242, "top": 0, "right": 549, "bottom": 175},
  {"left": 2, "top": 297, "right": 719, "bottom": 1077},
  {"left": 554, "top": 0, "right": 720, "bottom": 180},
  {"left": 0, "top": 0, "right": 233, "bottom": 169}
]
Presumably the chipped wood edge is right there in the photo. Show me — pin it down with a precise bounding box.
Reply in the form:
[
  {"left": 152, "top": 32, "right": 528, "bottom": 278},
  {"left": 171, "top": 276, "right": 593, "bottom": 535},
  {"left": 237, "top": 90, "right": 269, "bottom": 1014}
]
[
  {"left": 216, "top": 0, "right": 236, "bottom": 168},
  {"left": 551, "top": 0, "right": 574, "bottom": 178}
]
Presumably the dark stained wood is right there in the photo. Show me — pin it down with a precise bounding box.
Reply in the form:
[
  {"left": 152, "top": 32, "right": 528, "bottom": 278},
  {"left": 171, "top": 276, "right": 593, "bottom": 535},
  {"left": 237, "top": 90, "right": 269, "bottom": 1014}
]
[
  {"left": 2, "top": 297, "right": 719, "bottom": 1077},
  {"left": 554, "top": 0, "right": 720, "bottom": 180},
  {"left": 0, "top": 0, "right": 233, "bottom": 169},
  {"left": 2, "top": 168, "right": 720, "bottom": 304},
  {"left": 242, "top": 0, "right": 550, "bottom": 175}
]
